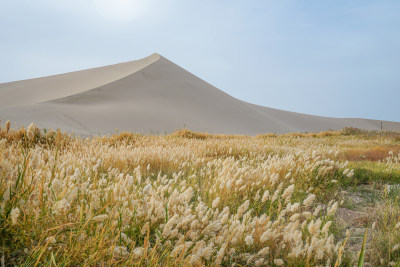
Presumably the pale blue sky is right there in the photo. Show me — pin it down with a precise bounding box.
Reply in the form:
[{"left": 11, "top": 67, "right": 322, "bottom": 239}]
[{"left": 1, "top": 1, "right": 399, "bottom": 121}]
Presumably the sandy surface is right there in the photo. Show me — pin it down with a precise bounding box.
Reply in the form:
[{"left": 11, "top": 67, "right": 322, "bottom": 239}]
[{"left": 0, "top": 53, "right": 399, "bottom": 135}]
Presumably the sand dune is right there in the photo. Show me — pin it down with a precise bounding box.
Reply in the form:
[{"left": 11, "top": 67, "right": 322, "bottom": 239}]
[
  {"left": 0, "top": 54, "right": 160, "bottom": 107},
  {"left": 0, "top": 53, "right": 399, "bottom": 135}
]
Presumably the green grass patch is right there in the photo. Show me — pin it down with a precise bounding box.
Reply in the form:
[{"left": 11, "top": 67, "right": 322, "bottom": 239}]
[{"left": 340, "top": 161, "right": 400, "bottom": 187}]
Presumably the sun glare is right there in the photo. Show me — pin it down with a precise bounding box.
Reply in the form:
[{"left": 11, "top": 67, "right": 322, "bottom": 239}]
[{"left": 92, "top": 0, "right": 148, "bottom": 21}]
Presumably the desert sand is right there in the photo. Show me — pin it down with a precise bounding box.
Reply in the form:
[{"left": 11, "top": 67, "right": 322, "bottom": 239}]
[{"left": 0, "top": 53, "right": 399, "bottom": 135}]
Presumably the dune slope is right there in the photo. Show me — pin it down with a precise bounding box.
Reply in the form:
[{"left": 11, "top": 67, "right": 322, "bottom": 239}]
[{"left": 0, "top": 53, "right": 399, "bottom": 135}]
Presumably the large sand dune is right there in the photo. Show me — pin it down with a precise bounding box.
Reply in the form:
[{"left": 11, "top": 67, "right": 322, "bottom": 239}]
[{"left": 0, "top": 53, "right": 399, "bottom": 135}]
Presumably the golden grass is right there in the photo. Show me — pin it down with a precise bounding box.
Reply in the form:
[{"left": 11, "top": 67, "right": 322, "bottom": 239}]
[
  {"left": 343, "top": 146, "right": 400, "bottom": 162},
  {"left": 1, "top": 122, "right": 400, "bottom": 266}
]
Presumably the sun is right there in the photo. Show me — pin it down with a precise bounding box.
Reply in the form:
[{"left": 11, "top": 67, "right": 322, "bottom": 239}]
[{"left": 92, "top": 0, "right": 148, "bottom": 22}]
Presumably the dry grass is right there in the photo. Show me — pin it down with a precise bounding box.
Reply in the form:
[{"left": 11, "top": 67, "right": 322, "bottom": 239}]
[
  {"left": 369, "top": 189, "right": 400, "bottom": 266},
  {"left": 1, "top": 121, "right": 400, "bottom": 266},
  {"left": 169, "top": 129, "right": 246, "bottom": 140},
  {"left": 169, "top": 129, "right": 210, "bottom": 139},
  {"left": 343, "top": 146, "right": 400, "bottom": 162},
  {"left": 256, "top": 133, "right": 278, "bottom": 139}
]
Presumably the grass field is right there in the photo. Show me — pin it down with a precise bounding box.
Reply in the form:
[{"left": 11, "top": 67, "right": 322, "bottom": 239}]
[{"left": 1, "top": 122, "right": 400, "bottom": 266}]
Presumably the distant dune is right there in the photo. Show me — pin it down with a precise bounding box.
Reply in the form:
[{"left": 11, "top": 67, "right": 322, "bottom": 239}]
[{"left": 0, "top": 53, "right": 399, "bottom": 135}]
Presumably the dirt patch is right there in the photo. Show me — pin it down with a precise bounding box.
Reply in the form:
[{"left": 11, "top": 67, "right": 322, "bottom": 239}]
[
  {"left": 335, "top": 185, "right": 382, "bottom": 265},
  {"left": 336, "top": 208, "right": 370, "bottom": 227}
]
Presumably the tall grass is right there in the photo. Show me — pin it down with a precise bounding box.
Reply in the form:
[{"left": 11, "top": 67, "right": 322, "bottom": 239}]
[{"left": 1, "top": 122, "right": 400, "bottom": 265}]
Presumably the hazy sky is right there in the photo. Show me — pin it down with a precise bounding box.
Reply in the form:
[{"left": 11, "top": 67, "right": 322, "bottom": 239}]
[{"left": 1, "top": 0, "right": 399, "bottom": 121}]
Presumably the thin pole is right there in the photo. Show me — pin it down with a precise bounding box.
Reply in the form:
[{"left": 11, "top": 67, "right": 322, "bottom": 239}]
[{"left": 381, "top": 121, "right": 383, "bottom": 131}]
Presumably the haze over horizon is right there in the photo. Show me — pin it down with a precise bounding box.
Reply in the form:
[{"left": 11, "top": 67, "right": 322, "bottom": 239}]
[{"left": 1, "top": 0, "right": 399, "bottom": 121}]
